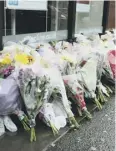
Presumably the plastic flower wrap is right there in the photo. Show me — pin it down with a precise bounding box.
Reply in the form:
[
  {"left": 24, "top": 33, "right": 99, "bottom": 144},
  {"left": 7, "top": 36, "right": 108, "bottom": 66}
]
[
  {"left": 0, "top": 76, "right": 21, "bottom": 115},
  {"left": 100, "top": 50, "right": 115, "bottom": 94},
  {"left": 32, "top": 49, "right": 79, "bottom": 130},
  {"left": 94, "top": 52, "right": 113, "bottom": 102},
  {"left": 39, "top": 101, "right": 67, "bottom": 134},
  {"left": 36, "top": 44, "right": 60, "bottom": 69},
  {"left": 27, "top": 56, "right": 70, "bottom": 134},
  {"left": 94, "top": 52, "right": 105, "bottom": 82},
  {"left": 107, "top": 50, "right": 116, "bottom": 79},
  {"left": 36, "top": 43, "right": 67, "bottom": 75},
  {"left": 0, "top": 76, "right": 29, "bottom": 131},
  {"left": 16, "top": 54, "right": 60, "bottom": 136},
  {"left": 73, "top": 39, "right": 111, "bottom": 104},
  {"left": 56, "top": 47, "right": 78, "bottom": 75},
  {"left": 70, "top": 42, "right": 92, "bottom": 68},
  {"left": 59, "top": 52, "right": 77, "bottom": 75},
  {"left": 40, "top": 67, "right": 79, "bottom": 129},
  {"left": 63, "top": 74, "right": 92, "bottom": 119},
  {"left": 17, "top": 68, "right": 50, "bottom": 142},
  {"left": 76, "top": 57, "right": 103, "bottom": 110},
  {"left": 98, "top": 32, "right": 115, "bottom": 93},
  {"left": 96, "top": 40, "right": 115, "bottom": 92},
  {"left": 101, "top": 31, "right": 115, "bottom": 50},
  {"left": 37, "top": 43, "right": 77, "bottom": 76},
  {"left": 76, "top": 34, "right": 89, "bottom": 43},
  {"left": 86, "top": 34, "right": 115, "bottom": 95},
  {"left": 55, "top": 41, "right": 71, "bottom": 52}
]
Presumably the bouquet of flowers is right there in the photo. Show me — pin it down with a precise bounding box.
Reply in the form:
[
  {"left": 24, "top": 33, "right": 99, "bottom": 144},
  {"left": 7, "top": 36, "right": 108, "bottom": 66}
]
[
  {"left": 32, "top": 50, "right": 79, "bottom": 131},
  {"left": 83, "top": 34, "right": 114, "bottom": 103},
  {"left": 0, "top": 76, "right": 29, "bottom": 132},
  {"left": 0, "top": 53, "right": 14, "bottom": 78},
  {"left": 94, "top": 52, "right": 112, "bottom": 104},
  {"left": 76, "top": 57, "right": 103, "bottom": 110},
  {"left": 0, "top": 65, "right": 15, "bottom": 78},
  {"left": 99, "top": 48, "right": 115, "bottom": 94},
  {"left": 107, "top": 50, "right": 116, "bottom": 79},
  {"left": 39, "top": 101, "right": 67, "bottom": 135},
  {"left": 41, "top": 67, "right": 79, "bottom": 129},
  {"left": 17, "top": 68, "right": 50, "bottom": 142},
  {"left": 63, "top": 74, "right": 92, "bottom": 119}
]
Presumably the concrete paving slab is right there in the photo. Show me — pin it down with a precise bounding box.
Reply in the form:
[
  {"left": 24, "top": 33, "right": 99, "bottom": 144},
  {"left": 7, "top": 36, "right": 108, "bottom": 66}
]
[{"left": 0, "top": 100, "right": 97, "bottom": 151}]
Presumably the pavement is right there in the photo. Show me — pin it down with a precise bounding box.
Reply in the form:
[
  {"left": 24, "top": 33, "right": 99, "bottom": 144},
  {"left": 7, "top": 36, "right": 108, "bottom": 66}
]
[
  {"left": 0, "top": 96, "right": 115, "bottom": 151},
  {"left": 47, "top": 96, "right": 115, "bottom": 151}
]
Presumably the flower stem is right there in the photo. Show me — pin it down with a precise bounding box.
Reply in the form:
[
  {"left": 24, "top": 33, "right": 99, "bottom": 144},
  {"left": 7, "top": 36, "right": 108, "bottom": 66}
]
[
  {"left": 94, "top": 98, "right": 102, "bottom": 110},
  {"left": 83, "top": 109, "right": 92, "bottom": 120},
  {"left": 30, "top": 127, "right": 36, "bottom": 142},
  {"left": 69, "top": 117, "right": 79, "bottom": 129},
  {"left": 105, "top": 85, "right": 113, "bottom": 94},
  {"left": 77, "top": 107, "right": 82, "bottom": 116},
  {"left": 49, "top": 121, "right": 59, "bottom": 136},
  {"left": 21, "top": 120, "right": 30, "bottom": 131}
]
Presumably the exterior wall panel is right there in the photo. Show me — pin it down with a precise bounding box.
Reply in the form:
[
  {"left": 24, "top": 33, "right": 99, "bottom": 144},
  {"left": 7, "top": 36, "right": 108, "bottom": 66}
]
[{"left": 106, "top": 1, "right": 115, "bottom": 29}]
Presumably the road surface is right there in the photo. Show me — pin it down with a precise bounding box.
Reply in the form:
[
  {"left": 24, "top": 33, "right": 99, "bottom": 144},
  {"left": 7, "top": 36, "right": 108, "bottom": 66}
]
[{"left": 47, "top": 96, "right": 115, "bottom": 151}]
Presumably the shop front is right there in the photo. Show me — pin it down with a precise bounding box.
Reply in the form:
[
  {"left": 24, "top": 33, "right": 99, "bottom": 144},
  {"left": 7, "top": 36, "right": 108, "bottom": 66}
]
[
  {"left": 2, "top": 1, "right": 69, "bottom": 43},
  {"left": 0, "top": 1, "right": 115, "bottom": 49}
]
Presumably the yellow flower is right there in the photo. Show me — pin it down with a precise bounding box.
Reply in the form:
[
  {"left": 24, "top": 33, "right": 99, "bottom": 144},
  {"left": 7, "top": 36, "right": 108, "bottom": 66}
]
[
  {"left": 15, "top": 53, "right": 29, "bottom": 64},
  {"left": 61, "top": 55, "right": 75, "bottom": 64},
  {"left": 27, "top": 55, "right": 35, "bottom": 64},
  {"left": 0, "top": 55, "right": 12, "bottom": 65}
]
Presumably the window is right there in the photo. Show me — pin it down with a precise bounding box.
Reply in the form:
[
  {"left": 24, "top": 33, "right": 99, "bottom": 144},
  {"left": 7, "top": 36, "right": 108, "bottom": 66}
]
[
  {"left": 75, "top": 1, "right": 104, "bottom": 34},
  {"left": 3, "top": 1, "right": 69, "bottom": 43}
]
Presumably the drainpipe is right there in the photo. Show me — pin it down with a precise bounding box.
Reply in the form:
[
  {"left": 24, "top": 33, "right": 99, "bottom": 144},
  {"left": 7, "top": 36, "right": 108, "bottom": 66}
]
[
  {"left": 0, "top": 1, "right": 4, "bottom": 50},
  {"left": 102, "top": 1, "right": 110, "bottom": 34},
  {"left": 67, "top": 1, "right": 76, "bottom": 42}
]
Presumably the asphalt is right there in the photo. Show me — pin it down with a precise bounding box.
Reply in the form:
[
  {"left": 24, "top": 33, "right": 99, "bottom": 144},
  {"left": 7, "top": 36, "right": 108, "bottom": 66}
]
[
  {"left": 47, "top": 96, "right": 115, "bottom": 151},
  {"left": 0, "top": 96, "right": 115, "bottom": 151}
]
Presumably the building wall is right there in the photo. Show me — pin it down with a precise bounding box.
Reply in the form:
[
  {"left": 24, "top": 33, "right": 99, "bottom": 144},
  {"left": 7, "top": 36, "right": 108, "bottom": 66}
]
[{"left": 106, "top": 1, "right": 115, "bottom": 29}]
